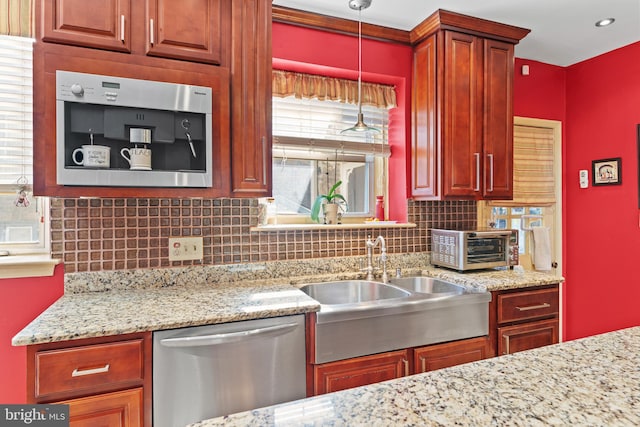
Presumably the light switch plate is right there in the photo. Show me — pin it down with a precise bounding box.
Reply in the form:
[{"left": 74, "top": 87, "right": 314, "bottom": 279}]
[{"left": 169, "top": 237, "right": 203, "bottom": 261}]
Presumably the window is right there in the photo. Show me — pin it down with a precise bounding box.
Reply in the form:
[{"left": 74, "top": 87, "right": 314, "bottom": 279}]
[
  {"left": 487, "top": 206, "right": 545, "bottom": 256},
  {"left": 479, "top": 120, "right": 562, "bottom": 272},
  {"left": 272, "top": 93, "right": 391, "bottom": 220},
  {"left": 0, "top": 35, "right": 49, "bottom": 256}
]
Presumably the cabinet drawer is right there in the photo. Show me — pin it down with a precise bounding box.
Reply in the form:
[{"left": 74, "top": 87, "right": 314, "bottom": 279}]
[
  {"left": 498, "top": 319, "right": 559, "bottom": 355},
  {"left": 497, "top": 287, "right": 559, "bottom": 324},
  {"left": 35, "top": 339, "right": 144, "bottom": 400}
]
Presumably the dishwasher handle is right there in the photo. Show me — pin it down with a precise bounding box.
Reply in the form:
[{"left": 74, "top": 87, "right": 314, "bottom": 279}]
[{"left": 159, "top": 322, "right": 300, "bottom": 348}]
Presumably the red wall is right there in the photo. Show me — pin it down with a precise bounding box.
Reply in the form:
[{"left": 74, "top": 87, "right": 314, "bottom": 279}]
[
  {"left": 513, "top": 58, "right": 566, "bottom": 121},
  {"left": 272, "top": 22, "right": 413, "bottom": 222},
  {"left": 0, "top": 265, "right": 64, "bottom": 403},
  {"left": 563, "top": 42, "right": 640, "bottom": 339}
]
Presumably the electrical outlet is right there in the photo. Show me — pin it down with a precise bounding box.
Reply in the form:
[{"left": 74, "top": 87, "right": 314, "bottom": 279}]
[{"left": 169, "top": 237, "right": 203, "bottom": 261}]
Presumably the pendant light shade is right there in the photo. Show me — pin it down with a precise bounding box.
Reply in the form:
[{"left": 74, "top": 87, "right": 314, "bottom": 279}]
[{"left": 341, "top": 0, "right": 380, "bottom": 134}]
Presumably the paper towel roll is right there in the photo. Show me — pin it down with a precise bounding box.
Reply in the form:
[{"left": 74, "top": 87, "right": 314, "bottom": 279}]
[{"left": 532, "top": 226, "right": 552, "bottom": 271}]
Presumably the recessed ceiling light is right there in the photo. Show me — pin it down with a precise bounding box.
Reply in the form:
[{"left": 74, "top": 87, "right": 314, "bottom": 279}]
[{"left": 595, "top": 18, "right": 615, "bottom": 27}]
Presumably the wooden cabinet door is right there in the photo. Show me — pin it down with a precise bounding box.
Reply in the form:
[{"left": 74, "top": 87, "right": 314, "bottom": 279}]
[
  {"left": 413, "top": 337, "right": 490, "bottom": 373},
  {"left": 411, "top": 34, "right": 439, "bottom": 198},
  {"left": 498, "top": 319, "right": 559, "bottom": 355},
  {"left": 230, "top": 0, "right": 272, "bottom": 197},
  {"left": 146, "top": 0, "right": 229, "bottom": 65},
  {"left": 442, "top": 30, "right": 483, "bottom": 198},
  {"left": 313, "top": 350, "right": 409, "bottom": 395},
  {"left": 482, "top": 39, "right": 514, "bottom": 199},
  {"left": 42, "top": 0, "right": 131, "bottom": 52},
  {"left": 62, "top": 388, "right": 143, "bottom": 427}
]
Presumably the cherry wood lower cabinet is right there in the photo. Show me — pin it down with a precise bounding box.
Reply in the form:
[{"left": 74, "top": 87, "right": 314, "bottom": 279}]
[
  {"left": 26, "top": 332, "right": 152, "bottom": 427},
  {"left": 490, "top": 284, "right": 560, "bottom": 356},
  {"left": 498, "top": 319, "right": 559, "bottom": 356},
  {"left": 413, "top": 336, "right": 491, "bottom": 373},
  {"left": 313, "top": 350, "right": 409, "bottom": 395},
  {"left": 60, "top": 388, "right": 143, "bottom": 427},
  {"left": 311, "top": 336, "right": 492, "bottom": 395}
]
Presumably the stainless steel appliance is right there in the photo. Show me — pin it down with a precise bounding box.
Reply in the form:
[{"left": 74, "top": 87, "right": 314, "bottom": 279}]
[
  {"left": 153, "top": 315, "right": 306, "bottom": 427},
  {"left": 507, "top": 228, "right": 519, "bottom": 267},
  {"left": 56, "top": 70, "right": 212, "bottom": 187},
  {"left": 431, "top": 228, "right": 518, "bottom": 271}
]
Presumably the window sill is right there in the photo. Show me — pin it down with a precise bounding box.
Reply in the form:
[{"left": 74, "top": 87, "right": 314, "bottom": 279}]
[
  {"left": 0, "top": 255, "right": 61, "bottom": 279},
  {"left": 251, "top": 222, "right": 416, "bottom": 232}
]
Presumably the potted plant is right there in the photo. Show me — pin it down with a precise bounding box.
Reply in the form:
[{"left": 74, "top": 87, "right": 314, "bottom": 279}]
[{"left": 311, "top": 180, "right": 347, "bottom": 224}]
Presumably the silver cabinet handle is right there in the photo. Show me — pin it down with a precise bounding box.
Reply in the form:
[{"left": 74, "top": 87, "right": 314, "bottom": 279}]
[
  {"left": 474, "top": 152, "right": 480, "bottom": 191},
  {"left": 149, "top": 18, "right": 155, "bottom": 46},
  {"left": 421, "top": 357, "right": 426, "bottom": 373},
  {"left": 487, "top": 153, "right": 494, "bottom": 192},
  {"left": 503, "top": 335, "right": 510, "bottom": 355},
  {"left": 516, "top": 303, "right": 551, "bottom": 311},
  {"left": 72, "top": 364, "right": 110, "bottom": 377},
  {"left": 402, "top": 359, "right": 409, "bottom": 376},
  {"left": 160, "top": 323, "right": 299, "bottom": 348},
  {"left": 120, "top": 15, "right": 125, "bottom": 42}
]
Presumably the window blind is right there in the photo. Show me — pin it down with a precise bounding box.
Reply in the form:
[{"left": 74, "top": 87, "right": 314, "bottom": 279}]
[
  {"left": 491, "top": 124, "right": 556, "bottom": 206},
  {"left": 0, "top": 35, "right": 33, "bottom": 190},
  {"left": 272, "top": 95, "right": 390, "bottom": 159}
]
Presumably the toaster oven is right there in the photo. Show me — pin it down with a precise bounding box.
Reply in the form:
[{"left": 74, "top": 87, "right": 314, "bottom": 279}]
[{"left": 430, "top": 229, "right": 519, "bottom": 271}]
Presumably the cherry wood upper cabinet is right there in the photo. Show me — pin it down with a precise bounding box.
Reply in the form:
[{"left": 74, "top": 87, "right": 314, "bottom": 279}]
[
  {"left": 410, "top": 10, "right": 529, "bottom": 200},
  {"left": 40, "top": 0, "right": 231, "bottom": 65},
  {"left": 42, "top": 0, "right": 132, "bottom": 52},
  {"left": 230, "top": 0, "right": 272, "bottom": 197},
  {"left": 146, "top": 0, "right": 229, "bottom": 65},
  {"left": 482, "top": 39, "right": 515, "bottom": 199}
]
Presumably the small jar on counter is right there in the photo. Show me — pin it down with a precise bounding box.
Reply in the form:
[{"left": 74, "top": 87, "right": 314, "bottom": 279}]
[
  {"left": 258, "top": 197, "right": 278, "bottom": 225},
  {"left": 375, "top": 195, "right": 385, "bottom": 221}
]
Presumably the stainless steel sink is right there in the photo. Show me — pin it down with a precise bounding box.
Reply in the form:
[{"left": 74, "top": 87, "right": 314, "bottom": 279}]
[
  {"left": 299, "top": 280, "right": 411, "bottom": 305},
  {"left": 388, "top": 276, "right": 465, "bottom": 297},
  {"left": 300, "top": 277, "right": 491, "bottom": 364}
]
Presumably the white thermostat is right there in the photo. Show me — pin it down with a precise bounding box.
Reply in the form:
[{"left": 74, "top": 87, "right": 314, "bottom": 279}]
[{"left": 579, "top": 169, "right": 589, "bottom": 188}]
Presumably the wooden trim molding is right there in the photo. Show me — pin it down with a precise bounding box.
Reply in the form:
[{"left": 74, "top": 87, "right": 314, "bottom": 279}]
[
  {"left": 273, "top": 7, "right": 529, "bottom": 47},
  {"left": 272, "top": 5, "right": 411, "bottom": 44},
  {"left": 410, "top": 9, "right": 530, "bottom": 45}
]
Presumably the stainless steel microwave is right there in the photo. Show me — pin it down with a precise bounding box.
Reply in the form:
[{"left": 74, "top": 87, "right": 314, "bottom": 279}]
[
  {"left": 56, "top": 70, "right": 213, "bottom": 187},
  {"left": 430, "top": 229, "right": 519, "bottom": 271}
]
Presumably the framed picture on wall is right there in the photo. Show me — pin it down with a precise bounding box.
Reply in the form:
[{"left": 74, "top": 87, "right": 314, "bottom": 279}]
[{"left": 592, "top": 157, "right": 622, "bottom": 186}]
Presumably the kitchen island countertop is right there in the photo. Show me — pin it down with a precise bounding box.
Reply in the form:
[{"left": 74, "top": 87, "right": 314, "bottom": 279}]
[{"left": 190, "top": 326, "right": 640, "bottom": 426}]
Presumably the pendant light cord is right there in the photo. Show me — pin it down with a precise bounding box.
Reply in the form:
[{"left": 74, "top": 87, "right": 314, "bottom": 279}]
[{"left": 357, "top": 8, "right": 363, "bottom": 117}]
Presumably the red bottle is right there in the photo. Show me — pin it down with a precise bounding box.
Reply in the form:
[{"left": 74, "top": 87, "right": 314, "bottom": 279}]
[{"left": 375, "top": 196, "right": 385, "bottom": 220}]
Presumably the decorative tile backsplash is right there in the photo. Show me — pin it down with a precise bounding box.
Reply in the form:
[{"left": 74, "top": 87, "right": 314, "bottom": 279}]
[{"left": 51, "top": 198, "right": 476, "bottom": 273}]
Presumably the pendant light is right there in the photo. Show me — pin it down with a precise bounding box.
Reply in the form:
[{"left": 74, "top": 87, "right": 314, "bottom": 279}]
[{"left": 341, "top": 0, "right": 380, "bottom": 134}]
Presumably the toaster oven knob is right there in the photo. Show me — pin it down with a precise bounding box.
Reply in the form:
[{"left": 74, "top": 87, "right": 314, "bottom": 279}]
[{"left": 70, "top": 84, "right": 84, "bottom": 97}]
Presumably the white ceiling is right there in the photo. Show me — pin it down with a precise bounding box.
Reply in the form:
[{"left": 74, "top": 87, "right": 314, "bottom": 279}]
[{"left": 272, "top": 0, "right": 640, "bottom": 67}]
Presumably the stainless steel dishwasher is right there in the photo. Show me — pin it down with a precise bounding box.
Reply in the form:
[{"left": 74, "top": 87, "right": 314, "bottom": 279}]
[{"left": 153, "top": 315, "right": 306, "bottom": 427}]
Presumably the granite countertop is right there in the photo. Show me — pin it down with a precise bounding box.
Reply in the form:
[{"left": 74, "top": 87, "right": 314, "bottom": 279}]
[
  {"left": 12, "top": 254, "right": 563, "bottom": 346},
  {"left": 190, "top": 326, "right": 640, "bottom": 426},
  {"left": 12, "top": 283, "right": 320, "bottom": 346},
  {"left": 421, "top": 266, "right": 563, "bottom": 292}
]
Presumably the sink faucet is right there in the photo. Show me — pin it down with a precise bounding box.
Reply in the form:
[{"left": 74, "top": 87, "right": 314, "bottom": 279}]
[{"left": 364, "top": 234, "right": 388, "bottom": 283}]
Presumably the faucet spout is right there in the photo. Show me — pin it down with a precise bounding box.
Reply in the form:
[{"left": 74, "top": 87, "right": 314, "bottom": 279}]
[{"left": 364, "top": 235, "right": 388, "bottom": 283}]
